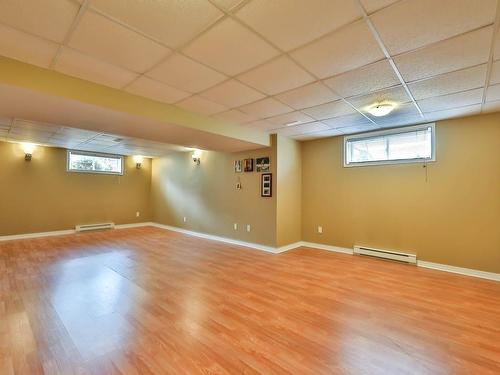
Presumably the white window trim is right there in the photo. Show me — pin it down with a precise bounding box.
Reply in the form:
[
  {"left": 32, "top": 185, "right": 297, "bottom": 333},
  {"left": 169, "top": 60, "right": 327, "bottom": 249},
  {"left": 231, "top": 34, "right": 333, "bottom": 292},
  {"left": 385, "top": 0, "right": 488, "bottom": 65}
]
[
  {"left": 67, "top": 150, "right": 124, "bottom": 175},
  {"left": 343, "top": 123, "right": 436, "bottom": 168}
]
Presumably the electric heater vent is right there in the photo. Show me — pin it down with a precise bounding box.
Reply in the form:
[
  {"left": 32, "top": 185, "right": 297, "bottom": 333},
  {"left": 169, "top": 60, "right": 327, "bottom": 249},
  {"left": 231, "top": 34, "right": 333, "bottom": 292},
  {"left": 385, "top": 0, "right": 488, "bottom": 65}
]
[
  {"left": 75, "top": 222, "right": 115, "bottom": 232},
  {"left": 353, "top": 246, "right": 417, "bottom": 264}
]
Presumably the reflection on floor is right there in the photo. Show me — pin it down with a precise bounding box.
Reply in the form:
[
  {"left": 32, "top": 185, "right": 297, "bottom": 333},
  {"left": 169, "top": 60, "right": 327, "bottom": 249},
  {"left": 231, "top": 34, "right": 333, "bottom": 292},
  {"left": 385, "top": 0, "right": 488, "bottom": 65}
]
[{"left": 1, "top": 226, "right": 499, "bottom": 374}]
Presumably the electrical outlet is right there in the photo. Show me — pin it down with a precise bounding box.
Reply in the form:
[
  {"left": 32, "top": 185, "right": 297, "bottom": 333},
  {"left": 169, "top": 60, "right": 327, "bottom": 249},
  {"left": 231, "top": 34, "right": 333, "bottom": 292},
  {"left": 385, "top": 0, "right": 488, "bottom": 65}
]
[
  {"left": 246, "top": 224, "right": 251, "bottom": 232},
  {"left": 233, "top": 223, "right": 238, "bottom": 231},
  {"left": 183, "top": 217, "right": 187, "bottom": 223},
  {"left": 317, "top": 226, "right": 323, "bottom": 234},
  {"left": 136, "top": 211, "right": 140, "bottom": 217}
]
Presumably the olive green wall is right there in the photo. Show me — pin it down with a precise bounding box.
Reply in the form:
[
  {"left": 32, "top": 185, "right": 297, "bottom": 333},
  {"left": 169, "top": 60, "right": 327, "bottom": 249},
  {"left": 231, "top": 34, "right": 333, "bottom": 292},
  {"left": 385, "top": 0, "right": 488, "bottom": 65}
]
[
  {"left": 276, "top": 136, "right": 302, "bottom": 247},
  {"left": 301, "top": 113, "right": 500, "bottom": 273},
  {"left": 151, "top": 136, "right": 278, "bottom": 247},
  {"left": 0, "top": 141, "right": 152, "bottom": 236}
]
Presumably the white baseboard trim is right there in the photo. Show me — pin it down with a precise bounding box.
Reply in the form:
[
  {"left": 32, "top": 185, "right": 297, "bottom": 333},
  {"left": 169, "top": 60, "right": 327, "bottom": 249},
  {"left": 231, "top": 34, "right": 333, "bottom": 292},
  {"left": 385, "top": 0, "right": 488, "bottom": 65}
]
[
  {"left": 0, "top": 222, "right": 153, "bottom": 242},
  {"left": 417, "top": 261, "right": 500, "bottom": 282},
  {"left": 300, "top": 241, "right": 353, "bottom": 255},
  {"left": 2, "top": 223, "right": 498, "bottom": 282},
  {"left": 150, "top": 223, "right": 283, "bottom": 253},
  {"left": 115, "top": 222, "right": 154, "bottom": 230},
  {"left": 0, "top": 229, "right": 76, "bottom": 241}
]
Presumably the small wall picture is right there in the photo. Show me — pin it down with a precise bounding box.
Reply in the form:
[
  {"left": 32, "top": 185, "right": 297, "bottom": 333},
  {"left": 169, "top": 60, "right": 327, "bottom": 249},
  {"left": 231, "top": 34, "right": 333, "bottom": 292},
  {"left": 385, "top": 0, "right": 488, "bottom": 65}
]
[
  {"left": 234, "top": 160, "right": 242, "bottom": 173},
  {"left": 256, "top": 157, "right": 270, "bottom": 172},
  {"left": 261, "top": 173, "right": 272, "bottom": 197},
  {"left": 243, "top": 158, "right": 254, "bottom": 172}
]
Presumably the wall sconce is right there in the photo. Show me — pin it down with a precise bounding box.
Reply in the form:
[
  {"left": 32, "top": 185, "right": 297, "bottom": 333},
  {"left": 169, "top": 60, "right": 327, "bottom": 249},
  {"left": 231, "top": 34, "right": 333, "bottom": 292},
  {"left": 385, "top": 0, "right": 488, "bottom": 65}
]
[
  {"left": 133, "top": 155, "right": 144, "bottom": 169},
  {"left": 22, "top": 143, "right": 35, "bottom": 161},
  {"left": 192, "top": 149, "right": 202, "bottom": 165}
]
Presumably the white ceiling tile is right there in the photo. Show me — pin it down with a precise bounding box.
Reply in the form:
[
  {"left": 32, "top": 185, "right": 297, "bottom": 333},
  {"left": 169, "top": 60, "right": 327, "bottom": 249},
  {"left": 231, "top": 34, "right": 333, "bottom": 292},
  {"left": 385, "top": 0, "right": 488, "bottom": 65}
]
[
  {"left": 494, "top": 28, "right": 500, "bottom": 60},
  {"left": 176, "top": 95, "right": 228, "bottom": 115},
  {"left": 57, "top": 127, "right": 98, "bottom": 140},
  {"left": 485, "top": 84, "right": 500, "bottom": 103},
  {"left": 324, "top": 59, "right": 400, "bottom": 98},
  {"left": 292, "top": 127, "right": 344, "bottom": 140},
  {"left": 212, "top": 109, "right": 259, "bottom": 124},
  {"left": 291, "top": 20, "right": 385, "bottom": 78},
  {"left": 408, "top": 65, "right": 487, "bottom": 101},
  {"left": 489, "top": 61, "right": 500, "bottom": 85},
  {"left": 147, "top": 53, "right": 227, "bottom": 93},
  {"left": 275, "top": 82, "right": 339, "bottom": 110},
  {"left": 266, "top": 111, "right": 315, "bottom": 127},
  {"left": 394, "top": 27, "right": 493, "bottom": 82},
  {"left": 243, "top": 119, "right": 277, "bottom": 131},
  {"left": 12, "top": 119, "right": 61, "bottom": 133},
  {"left": 200, "top": 79, "right": 265, "bottom": 108},
  {"left": 0, "top": 0, "right": 80, "bottom": 43},
  {"left": 89, "top": 0, "right": 223, "bottom": 48},
  {"left": 425, "top": 104, "right": 481, "bottom": 121},
  {"left": 481, "top": 100, "right": 500, "bottom": 113},
  {"left": 371, "top": 0, "right": 496, "bottom": 55},
  {"left": 418, "top": 88, "right": 484, "bottom": 112},
  {"left": 238, "top": 97, "right": 293, "bottom": 118},
  {"left": 360, "top": 0, "right": 399, "bottom": 14},
  {"left": 322, "top": 113, "right": 373, "bottom": 128},
  {"left": 336, "top": 123, "right": 378, "bottom": 135},
  {"left": 0, "top": 24, "right": 59, "bottom": 69},
  {"left": 237, "top": 56, "right": 315, "bottom": 95},
  {"left": 302, "top": 100, "right": 357, "bottom": 120},
  {"left": 69, "top": 10, "right": 171, "bottom": 72},
  {"left": 183, "top": 18, "right": 279, "bottom": 75},
  {"left": 347, "top": 85, "right": 412, "bottom": 113},
  {"left": 54, "top": 47, "right": 139, "bottom": 89},
  {"left": 235, "top": 0, "right": 361, "bottom": 51},
  {"left": 211, "top": 0, "right": 246, "bottom": 11},
  {"left": 125, "top": 76, "right": 191, "bottom": 104},
  {"left": 275, "top": 121, "right": 330, "bottom": 136}
]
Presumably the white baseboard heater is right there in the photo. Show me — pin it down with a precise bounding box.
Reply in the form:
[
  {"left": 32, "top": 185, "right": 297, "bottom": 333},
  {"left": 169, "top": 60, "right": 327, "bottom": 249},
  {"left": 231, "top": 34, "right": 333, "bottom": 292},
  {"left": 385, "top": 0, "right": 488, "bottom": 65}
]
[
  {"left": 354, "top": 245, "right": 417, "bottom": 264},
  {"left": 75, "top": 222, "right": 115, "bottom": 232}
]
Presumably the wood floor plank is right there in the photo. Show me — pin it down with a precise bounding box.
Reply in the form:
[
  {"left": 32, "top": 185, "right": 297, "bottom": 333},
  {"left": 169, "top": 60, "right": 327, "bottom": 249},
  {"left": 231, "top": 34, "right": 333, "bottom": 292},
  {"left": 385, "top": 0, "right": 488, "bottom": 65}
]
[{"left": 1, "top": 227, "right": 499, "bottom": 374}]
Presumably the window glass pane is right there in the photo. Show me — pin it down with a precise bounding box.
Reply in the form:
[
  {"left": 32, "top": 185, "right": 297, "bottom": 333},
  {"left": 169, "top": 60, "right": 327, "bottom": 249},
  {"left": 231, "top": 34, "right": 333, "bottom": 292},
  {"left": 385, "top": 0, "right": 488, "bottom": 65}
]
[
  {"left": 349, "top": 137, "right": 387, "bottom": 163},
  {"left": 345, "top": 125, "right": 434, "bottom": 166},
  {"left": 387, "top": 128, "right": 431, "bottom": 160},
  {"left": 68, "top": 151, "right": 122, "bottom": 174}
]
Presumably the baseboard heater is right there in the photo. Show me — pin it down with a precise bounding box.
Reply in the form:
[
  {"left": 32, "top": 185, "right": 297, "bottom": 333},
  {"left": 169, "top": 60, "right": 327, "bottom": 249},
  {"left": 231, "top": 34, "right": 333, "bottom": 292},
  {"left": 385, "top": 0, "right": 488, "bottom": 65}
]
[
  {"left": 75, "top": 222, "right": 115, "bottom": 232},
  {"left": 354, "top": 245, "right": 417, "bottom": 264}
]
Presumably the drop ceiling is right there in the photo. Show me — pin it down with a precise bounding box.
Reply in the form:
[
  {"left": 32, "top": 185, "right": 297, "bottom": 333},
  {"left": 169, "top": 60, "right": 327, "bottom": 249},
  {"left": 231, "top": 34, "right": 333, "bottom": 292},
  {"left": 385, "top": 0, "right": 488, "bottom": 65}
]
[
  {"left": 0, "top": 116, "right": 191, "bottom": 157},
  {"left": 0, "top": 0, "right": 498, "bottom": 145}
]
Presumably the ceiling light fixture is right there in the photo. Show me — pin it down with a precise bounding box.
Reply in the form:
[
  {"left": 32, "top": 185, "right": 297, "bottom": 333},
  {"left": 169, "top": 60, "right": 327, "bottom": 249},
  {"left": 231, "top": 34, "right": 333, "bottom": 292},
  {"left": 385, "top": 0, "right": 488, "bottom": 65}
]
[{"left": 367, "top": 102, "right": 395, "bottom": 117}]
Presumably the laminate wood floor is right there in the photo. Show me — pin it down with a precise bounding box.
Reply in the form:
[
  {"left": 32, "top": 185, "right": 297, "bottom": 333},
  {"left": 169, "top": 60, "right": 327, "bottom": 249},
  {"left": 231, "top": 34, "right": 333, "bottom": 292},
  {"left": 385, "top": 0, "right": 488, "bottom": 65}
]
[{"left": 0, "top": 227, "right": 499, "bottom": 375}]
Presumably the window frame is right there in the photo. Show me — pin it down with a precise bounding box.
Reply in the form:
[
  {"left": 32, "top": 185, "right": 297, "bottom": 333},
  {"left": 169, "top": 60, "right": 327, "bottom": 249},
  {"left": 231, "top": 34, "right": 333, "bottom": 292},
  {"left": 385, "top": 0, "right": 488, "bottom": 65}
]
[
  {"left": 66, "top": 150, "right": 124, "bottom": 175},
  {"left": 343, "top": 123, "right": 436, "bottom": 168}
]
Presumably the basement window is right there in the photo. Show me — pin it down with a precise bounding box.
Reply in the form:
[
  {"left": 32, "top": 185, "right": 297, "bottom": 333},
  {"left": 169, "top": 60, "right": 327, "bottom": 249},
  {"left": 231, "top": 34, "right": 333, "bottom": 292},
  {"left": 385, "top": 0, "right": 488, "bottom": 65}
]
[
  {"left": 344, "top": 123, "right": 435, "bottom": 167},
  {"left": 67, "top": 150, "right": 123, "bottom": 175}
]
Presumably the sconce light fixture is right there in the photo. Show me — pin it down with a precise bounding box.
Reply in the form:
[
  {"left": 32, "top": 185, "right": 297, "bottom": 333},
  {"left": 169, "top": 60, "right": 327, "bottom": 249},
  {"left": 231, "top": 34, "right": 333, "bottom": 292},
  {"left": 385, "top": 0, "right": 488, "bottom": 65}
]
[
  {"left": 192, "top": 149, "right": 202, "bottom": 165},
  {"left": 22, "top": 143, "right": 35, "bottom": 161},
  {"left": 133, "top": 155, "right": 144, "bottom": 169}
]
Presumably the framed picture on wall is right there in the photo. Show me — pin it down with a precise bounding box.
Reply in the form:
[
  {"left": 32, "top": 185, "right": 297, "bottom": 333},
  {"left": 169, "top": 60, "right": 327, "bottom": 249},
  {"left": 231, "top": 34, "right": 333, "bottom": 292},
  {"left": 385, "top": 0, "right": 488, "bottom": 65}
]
[
  {"left": 243, "top": 158, "right": 254, "bottom": 172},
  {"left": 234, "top": 160, "right": 242, "bottom": 173},
  {"left": 261, "top": 173, "right": 272, "bottom": 197},
  {"left": 256, "top": 157, "right": 270, "bottom": 172}
]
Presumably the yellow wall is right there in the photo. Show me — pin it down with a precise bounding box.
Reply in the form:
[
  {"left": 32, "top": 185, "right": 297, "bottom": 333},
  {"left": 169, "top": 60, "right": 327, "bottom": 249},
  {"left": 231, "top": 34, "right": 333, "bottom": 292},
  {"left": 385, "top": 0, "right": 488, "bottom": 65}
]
[
  {"left": 276, "top": 136, "right": 302, "bottom": 246},
  {"left": 301, "top": 113, "right": 500, "bottom": 273},
  {"left": 0, "top": 141, "right": 152, "bottom": 236},
  {"left": 151, "top": 136, "right": 277, "bottom": 246}
]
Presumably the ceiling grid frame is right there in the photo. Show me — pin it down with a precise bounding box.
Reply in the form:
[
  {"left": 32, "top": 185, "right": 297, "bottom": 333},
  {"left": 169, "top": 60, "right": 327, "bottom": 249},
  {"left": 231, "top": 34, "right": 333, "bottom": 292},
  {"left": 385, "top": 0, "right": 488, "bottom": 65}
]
[{"left": 481, "top": 0, "right": 500, "bottom": 110}]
